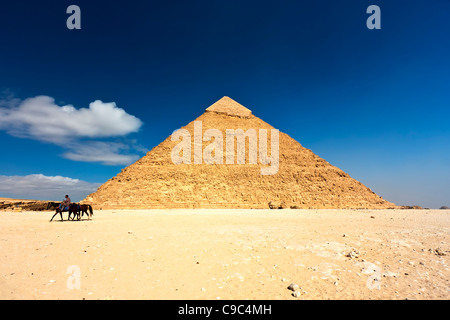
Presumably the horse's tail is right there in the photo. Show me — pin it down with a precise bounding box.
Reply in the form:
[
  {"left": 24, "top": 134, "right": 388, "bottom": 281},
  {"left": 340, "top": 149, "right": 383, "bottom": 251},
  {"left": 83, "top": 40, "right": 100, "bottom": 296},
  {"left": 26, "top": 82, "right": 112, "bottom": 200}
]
[{"left": 89, "top": 205, "right": 93, "bottom": 216}]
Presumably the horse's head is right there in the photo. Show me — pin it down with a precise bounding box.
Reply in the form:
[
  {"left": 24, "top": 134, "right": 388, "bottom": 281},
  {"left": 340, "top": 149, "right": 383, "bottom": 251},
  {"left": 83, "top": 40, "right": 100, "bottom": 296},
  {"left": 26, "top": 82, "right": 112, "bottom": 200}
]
[{"left": 47, "top": 202, "right": 57, "bottom": 210}]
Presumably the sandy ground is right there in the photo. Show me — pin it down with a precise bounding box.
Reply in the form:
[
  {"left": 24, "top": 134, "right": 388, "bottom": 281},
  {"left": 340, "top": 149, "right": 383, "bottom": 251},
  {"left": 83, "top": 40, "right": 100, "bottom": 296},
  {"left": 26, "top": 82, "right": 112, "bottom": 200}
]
[{"left": 0, "top": 209, "right": 448, "bottom": 300}]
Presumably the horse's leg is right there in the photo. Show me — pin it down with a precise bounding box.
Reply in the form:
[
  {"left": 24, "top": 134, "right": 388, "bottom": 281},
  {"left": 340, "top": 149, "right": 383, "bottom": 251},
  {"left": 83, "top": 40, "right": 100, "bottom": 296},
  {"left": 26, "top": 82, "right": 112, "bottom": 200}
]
[
  {"left": 51, "top": 207, "right": 62, "bottom": 222},
  {"left": 50, "top": 210, "right": 58, "bottom": 222},
  {"left": 70, "top": 209, "right": 75, "bottom": 220}
]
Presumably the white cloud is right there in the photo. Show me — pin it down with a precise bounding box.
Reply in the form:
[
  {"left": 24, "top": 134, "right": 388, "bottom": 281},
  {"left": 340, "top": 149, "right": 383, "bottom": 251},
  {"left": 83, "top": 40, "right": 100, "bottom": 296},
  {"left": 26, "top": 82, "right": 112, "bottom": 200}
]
[
  {"left": 0, "top": 174, "right": 101, "bottom": 202},
  {"left": 61, "top": 141, "right": 141, "bottom": 166},
  {"left": 0, "top": 96, "right": 143, "bottom": 143},
  {"left": 0, "top": 95, "right": 146, "bottom": 165}
]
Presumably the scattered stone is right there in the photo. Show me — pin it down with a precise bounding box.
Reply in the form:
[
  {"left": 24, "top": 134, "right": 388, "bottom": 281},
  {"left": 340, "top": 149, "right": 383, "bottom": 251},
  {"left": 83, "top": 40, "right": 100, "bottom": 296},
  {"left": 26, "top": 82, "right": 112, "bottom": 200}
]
[
  {"left": 268, "top": 201, "right": 287, "bottom": 209},
  {"left": 292, "top": 291, "right": 301, "bottom": 298},
  {"left": 346, "top": 250, "right": 360, "bottom": 259},
  {"left": 382, "top": 271, "right": 398, "bottom": 278},
  {"left": 268, "top": 201, "right": 276, "bottom": 209},
  {"left": 287, "top": 283, "right": 299, "bottom": 291},
  {"left": 429, "top": 248, "right": 447, "bottom": 256}
]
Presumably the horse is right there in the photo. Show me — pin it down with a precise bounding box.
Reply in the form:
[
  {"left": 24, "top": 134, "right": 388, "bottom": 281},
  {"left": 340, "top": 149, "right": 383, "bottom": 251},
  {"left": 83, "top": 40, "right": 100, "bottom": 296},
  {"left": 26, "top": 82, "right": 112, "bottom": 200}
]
[
  {"left": 78, "top": 204, "right": 94, "bottom": 220},
  {"left": 49, "top": 203, "right": 79, "bottom": 222},
  {"left": 67, "top": 203, "right": 81, "bottom": 221},
  {"left": 68, "top": 203, "right": 93, "bottom": 221}
]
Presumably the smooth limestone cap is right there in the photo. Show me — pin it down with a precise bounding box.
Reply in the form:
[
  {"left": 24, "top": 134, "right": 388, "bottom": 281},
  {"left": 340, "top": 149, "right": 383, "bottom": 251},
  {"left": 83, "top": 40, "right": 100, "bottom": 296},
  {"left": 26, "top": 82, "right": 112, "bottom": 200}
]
[{"left": 205, "top": 96, "right": 252, "bottom": 118}]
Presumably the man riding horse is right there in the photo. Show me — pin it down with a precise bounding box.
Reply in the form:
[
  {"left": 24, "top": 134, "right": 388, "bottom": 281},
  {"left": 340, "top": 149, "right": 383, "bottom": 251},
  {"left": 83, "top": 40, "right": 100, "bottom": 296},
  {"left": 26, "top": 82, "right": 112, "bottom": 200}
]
[
  {"left": 50, "top": 194, "right": 76, "bottom": 222},
  {"left": 49, "top": 194, "right": 94, "bottom": 222},
  {"left": 59, "top": 195, "right": 71, "bottom": 212}
]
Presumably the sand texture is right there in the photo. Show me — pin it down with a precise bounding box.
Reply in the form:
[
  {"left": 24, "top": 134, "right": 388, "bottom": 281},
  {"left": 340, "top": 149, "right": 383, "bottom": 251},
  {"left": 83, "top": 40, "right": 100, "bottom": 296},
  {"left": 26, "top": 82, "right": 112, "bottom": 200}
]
[{"left": 0, "top": 209, "right": 448, "bottom": 300}]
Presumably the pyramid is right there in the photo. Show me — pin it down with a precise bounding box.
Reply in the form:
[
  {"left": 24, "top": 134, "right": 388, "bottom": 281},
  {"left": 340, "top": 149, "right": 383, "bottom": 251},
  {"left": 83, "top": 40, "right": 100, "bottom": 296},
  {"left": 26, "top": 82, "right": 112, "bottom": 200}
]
[{"left": 83, "top": 96, "right": 396, "bottom": 209}]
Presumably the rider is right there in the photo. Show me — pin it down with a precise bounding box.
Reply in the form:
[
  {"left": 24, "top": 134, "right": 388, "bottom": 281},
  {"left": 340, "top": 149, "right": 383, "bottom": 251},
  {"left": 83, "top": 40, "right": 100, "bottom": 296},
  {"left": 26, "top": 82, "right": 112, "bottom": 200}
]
[{"left": 59, "top": 195, "right": 71, "bottom": 211}]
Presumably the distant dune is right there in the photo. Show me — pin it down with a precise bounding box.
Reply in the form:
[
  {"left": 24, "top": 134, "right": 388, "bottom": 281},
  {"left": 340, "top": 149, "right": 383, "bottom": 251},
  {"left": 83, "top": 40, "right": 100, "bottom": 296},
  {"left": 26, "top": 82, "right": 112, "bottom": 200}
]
[{"left": 0, "top": 198, "right": 56, "bottom": 211}]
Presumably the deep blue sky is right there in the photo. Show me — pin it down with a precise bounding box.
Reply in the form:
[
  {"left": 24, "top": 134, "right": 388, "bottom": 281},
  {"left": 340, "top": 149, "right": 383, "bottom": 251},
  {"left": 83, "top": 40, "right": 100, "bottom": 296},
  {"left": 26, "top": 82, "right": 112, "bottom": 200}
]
[{"left": 0, "top": 0, "right": 449, "bottom": 207}]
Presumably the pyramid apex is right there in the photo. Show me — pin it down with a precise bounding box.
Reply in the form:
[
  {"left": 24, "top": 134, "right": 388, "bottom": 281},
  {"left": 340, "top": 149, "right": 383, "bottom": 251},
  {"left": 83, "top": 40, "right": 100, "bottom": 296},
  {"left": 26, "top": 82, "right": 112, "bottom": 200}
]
[{"left": 205, "top": 96, "right": 252, "bottom": 117}]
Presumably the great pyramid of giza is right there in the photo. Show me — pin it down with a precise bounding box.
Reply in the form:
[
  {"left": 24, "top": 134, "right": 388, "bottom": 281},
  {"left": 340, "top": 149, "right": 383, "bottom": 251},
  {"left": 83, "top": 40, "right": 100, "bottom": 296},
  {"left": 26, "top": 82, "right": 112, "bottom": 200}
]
[{"left": 83, "top": 96, "right": 396, "bottom": 209}]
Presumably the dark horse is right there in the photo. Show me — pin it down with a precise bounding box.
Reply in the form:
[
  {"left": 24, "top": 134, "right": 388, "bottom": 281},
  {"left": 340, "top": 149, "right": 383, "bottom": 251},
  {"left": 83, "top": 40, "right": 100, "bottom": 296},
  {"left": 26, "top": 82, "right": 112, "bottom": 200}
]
[
  {"left": 49, "top": 203, "right": 79, "bottom": 222},
  {"left": 75, "top": 204, "right": 94, "bottom": 221}
]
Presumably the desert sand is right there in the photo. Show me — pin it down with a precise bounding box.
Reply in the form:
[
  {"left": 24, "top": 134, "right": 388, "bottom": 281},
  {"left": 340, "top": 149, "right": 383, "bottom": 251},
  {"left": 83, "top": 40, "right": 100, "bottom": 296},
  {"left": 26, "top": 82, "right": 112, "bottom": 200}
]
[{"left": 0, "top": 209, "right": 448, "bottom": 300}]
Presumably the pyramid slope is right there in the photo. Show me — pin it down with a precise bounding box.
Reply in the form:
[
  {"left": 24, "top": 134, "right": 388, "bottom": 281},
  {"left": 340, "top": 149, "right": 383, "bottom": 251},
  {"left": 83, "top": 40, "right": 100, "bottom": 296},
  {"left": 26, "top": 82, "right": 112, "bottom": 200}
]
[{"left": 83, "top": 97, "right": 396, "bottom": 209}]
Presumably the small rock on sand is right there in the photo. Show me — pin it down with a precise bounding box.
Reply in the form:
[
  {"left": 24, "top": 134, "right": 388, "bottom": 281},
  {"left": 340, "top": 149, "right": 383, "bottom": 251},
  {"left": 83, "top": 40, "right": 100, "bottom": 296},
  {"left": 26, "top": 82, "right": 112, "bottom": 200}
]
[
  {"left": 431, "top": 248, "right": 446, "bottom": 256},
  {"left": 346, "top": 250, "right": 360, "bottom": 259},
  {"left": 288, "top": 283, "right": 299, "bottom": 291}
]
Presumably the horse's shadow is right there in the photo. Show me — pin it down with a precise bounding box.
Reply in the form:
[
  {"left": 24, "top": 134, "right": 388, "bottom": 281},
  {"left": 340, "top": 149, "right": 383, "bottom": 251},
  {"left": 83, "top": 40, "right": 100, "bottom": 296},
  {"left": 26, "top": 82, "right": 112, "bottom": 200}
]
[{"left": 52, "top": 217, "right": 92, "bottom": 222}]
